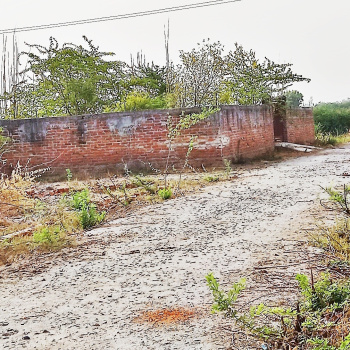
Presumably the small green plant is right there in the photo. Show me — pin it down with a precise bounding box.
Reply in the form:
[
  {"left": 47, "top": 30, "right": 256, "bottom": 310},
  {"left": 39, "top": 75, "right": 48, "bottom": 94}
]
[
  {"left": 71, "top": 188, "right": 90, "bottom": 210},
  {"left": 223, "top": 159, "right": 232, "bottom": 178},
  {"left": 176, "top": 135, "right": 198, "bottom": 191},
  {"left": 206, "top": 273, "right": 246, "bottom": 315},
  {"left": 206, "top": 272, "right": 350, "bottom": 349},
  {"left": 158, "top": 187, "right": 172, "bottom": 200},
  {"left": 308, "top": 333, "right": 350, "bottom": 350},
  {"left": 66, "top": 168, "right": 73, "bottom": 182},
  {"left": 296, "top": 272, "right": 350, "bottom": 312},
  {"left": 132, "top": 175, "right": 156, "bottom": 194},
  {"left": 71, "top": 189, "right": 105, "bottom": 229},
  {"left": 79, "top": 204, "right": 106, "bottom": 229},
  {"left": 322, "top": 184, "right": 350, "bottom": 215},
  {"left": 203, "top": 175, "right": 219, "bottom": 182},
  {"left": 33, "top": 226, "right": 60, "bottom": 247}
]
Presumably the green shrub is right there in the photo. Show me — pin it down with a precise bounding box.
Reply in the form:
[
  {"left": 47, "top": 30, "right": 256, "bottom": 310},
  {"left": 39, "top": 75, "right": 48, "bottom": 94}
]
[
  {"left": 71, "top": 189, "right": 105, "bottom": 229},
  {"left": 296, "top": 273, "right": 350, "bottom": 312},
  {"left": 66, "top": 168, "right": 73, "bottom": 182},
  {"left": 314, "top": 101, "right": 350, "bottom": 135},
  {"left": 206, "top": 272, "right": 350, "bottom": 349},
  {"left": 158, "top": 187, "right": 172, "bottom": 200},
  {"left": 113, "top": 91, "right": 167, "bottom": 112},
  {"left": 33, "top": 226, "right": 59, "bottom": 245},
  {"left": 314, "top": 123, "right": 350, "bottom": 146}
]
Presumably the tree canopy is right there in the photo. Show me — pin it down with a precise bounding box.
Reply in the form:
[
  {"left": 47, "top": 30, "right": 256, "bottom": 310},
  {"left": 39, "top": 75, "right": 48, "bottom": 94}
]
[
  {"left": 170, "top": 40, "right": 310, "bottom": 107},
  {"left": 285, "top": 90, "right": 304, "bottom": 108},
  {"left": 0, "top": 36, "right": 310, "bottom": 118}
]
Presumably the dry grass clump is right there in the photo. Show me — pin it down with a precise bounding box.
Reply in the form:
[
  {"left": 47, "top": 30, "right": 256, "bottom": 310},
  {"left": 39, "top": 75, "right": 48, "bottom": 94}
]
[
  {"left": 96, "top": 173, "right": 212, "bottom": 209},
  {"left": 0, "top": 173, "right": 82, "bottom": 265},
  {"left": 0, "top": 173, "right": 37, "bottom": 234},
  {"left": 0, "top": 167, "right": 237, "bottom": 266},
  {"left": 311, "top": 218, "right": 350, "bottom": 262}
]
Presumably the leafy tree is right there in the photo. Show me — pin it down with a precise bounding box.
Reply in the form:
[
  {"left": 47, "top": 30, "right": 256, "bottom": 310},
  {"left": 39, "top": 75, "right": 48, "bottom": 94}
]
[
  {"left": 171, "top": 39, "right": 226, "bottom": 107},
  {"left": 221, "top": 44, "right": 310, "bottom": 105},
  {"left": 169, "top": 40, "right": 310, "bottom": 107},
  {"left": 128, "top": 55, "right": 167, "bottom": 97},
  {"left": 103, "top": 54, "right": 168, "bottom": 112},
  {"left": 14, "top": 36, "right": 127, "bottom": 117},
  {"left": 285, "top": 90, "right": 304, "bottom": 108}
]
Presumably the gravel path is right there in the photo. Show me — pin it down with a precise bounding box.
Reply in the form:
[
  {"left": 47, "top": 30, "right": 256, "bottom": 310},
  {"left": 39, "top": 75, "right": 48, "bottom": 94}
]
[{"left": 1, "top": 146, "right": 350, "bottom": 350}]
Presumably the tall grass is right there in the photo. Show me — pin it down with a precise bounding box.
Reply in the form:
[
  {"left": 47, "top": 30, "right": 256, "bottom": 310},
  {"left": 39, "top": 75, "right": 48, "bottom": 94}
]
[
  {"left": 314, "top": 100, "right": 350, "bottom": 135},
  {"left": 315, "top": 123, "right": 350, "bottom": 146}
]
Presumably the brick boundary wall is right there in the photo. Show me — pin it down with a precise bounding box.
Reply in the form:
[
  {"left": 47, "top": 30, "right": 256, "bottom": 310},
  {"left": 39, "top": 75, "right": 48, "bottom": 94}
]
[
  {"left": 0, "top": 105, "right": 312, "bottom": 179},
  {"left": 285, "top": 108, "right": 314, "bottom": 145}
]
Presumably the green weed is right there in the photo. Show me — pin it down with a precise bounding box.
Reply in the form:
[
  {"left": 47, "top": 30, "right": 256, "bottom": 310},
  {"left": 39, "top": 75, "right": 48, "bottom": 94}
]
[
  {"left": 71, "top": 189, "right": 106, "bottom": 229},
  {"left": 33, "top": 226, "right": 59, "bottom": 245},
  {"left": 322, "top": 184, "right": 350, "bottom": 215},
  {"left": 66, "top": 168, "right": 73, "bottom": 182},
  {"left": 132, "top": 175, "right": 156, "bottom": 194},
  {"left": 315, "top": 124, "right": 350, "bottom": 146},
  {"left": 223, "top": 159, "right": 232, "bottom": 178},
  {"left": 206, "top": 273, "right": 350, "bottom": 349},
  {"left": 311, "top": 218, "right": 350, "bottom": 263},
  {"left": 158, "top": 187, "right": 172, "bottom": 200},
  {"left": 203, "top": 175, "right": 219, "bottom": 182},
  {"left": 296, "top": 273, "right": 350, "bottom": 312}
]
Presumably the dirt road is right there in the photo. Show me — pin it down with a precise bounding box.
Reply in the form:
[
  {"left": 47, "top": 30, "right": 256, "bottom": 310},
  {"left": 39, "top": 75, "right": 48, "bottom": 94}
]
[{"left": 1, "top": 146, "right": 349, "bottom": 350}]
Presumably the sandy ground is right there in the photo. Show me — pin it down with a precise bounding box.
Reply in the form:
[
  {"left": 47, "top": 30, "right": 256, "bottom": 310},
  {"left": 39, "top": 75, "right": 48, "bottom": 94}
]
[{"left": 1, "top": 145, "right": 350, "bottom": 350}]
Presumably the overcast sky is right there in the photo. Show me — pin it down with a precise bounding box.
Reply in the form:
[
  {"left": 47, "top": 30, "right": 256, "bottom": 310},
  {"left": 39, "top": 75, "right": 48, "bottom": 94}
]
[{"left": 1, "top": 0, "right": 349, "bottom": 104}]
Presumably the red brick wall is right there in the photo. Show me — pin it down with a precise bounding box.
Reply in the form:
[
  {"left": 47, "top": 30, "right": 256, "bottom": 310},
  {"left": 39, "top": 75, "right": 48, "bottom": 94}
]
[
  {"left": 0, "top": 105, "right": 276, "bottom": 178},
  {"left": 285, "top": 108, "right": 315, "bottom": 145}
]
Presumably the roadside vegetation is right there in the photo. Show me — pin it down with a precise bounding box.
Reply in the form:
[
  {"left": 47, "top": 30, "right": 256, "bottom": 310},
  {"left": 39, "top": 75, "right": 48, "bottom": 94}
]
[
  {"left": 0, "top": 171, "right": 104, "bottom": 265},
  {"left": 0, "top": 161, "right": 243, "bottom": 266},
  {"left": 314, "top": 100, "right": 350, "bottom": 146},
  {"left": 206, "top": 183, "right": 350, "bottom": 349},
  {"left": 314, "top": 101, "right": 350, "bottom": 135}
]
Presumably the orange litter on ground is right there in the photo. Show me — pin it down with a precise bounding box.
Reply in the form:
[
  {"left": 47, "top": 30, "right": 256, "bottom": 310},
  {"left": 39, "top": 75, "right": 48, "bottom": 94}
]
[{"left": 134, "top": 307, "right": 197, "bottom": 325}]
